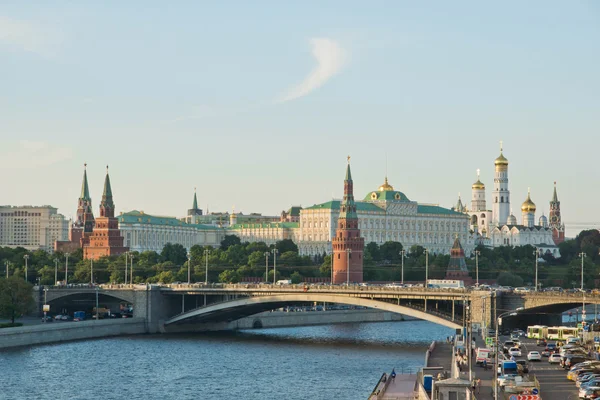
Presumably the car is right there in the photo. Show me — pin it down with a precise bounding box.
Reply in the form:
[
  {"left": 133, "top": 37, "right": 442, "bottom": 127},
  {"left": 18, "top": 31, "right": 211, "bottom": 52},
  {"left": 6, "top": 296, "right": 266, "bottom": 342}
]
[
  {"left": 53, "top": 314, "right": 63, "bottom": 320},
  {"left": 508, "top": 347, "right": 522, "bottom": 357},
  {"left": 41, "top": 316, "right": 53, "bottom": 322},
  {"left": 510, "top": 333, "right": 520, "bottom": 340},
  {"left": 527, "top": 351, "right": 542, "bottom": 361},
  {"left": 564, "top": 355, "right": 591, "bottom": 369},
  {"left": 512, "top": 338, "right": 522, "bottom": 348},
  {"left": 579, "top": 387, "right": 600, "bottom": 399},
  {"left": 536, "top": 339, "right": 547, "bottom": 347},
  {"left": 503, "top": 341, "right": 516, "bottom": 353},
  {"left": 546, "top": 342, "right": 557, "bottom": 352},
  {"left": 548, "top": 353, "right": 562, "bottom": 364},
  {"left": 515, "top": 360, "right": 529, "bottom": 373}
]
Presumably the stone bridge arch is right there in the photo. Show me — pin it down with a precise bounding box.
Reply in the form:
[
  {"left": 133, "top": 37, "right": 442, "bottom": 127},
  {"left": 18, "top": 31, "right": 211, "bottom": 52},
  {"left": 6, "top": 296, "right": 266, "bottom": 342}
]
[
  {"left": 165, "top": 293, "right": 462, "bottom": 329},
  {"left": 44, "top": 289, "right": 135, "bottom": 306}
]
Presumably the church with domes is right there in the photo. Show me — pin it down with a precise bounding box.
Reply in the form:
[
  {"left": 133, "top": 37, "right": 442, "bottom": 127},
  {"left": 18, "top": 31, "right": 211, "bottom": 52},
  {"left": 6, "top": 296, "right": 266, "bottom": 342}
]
[{"left": 455, "top": 144, "right": 563, "bottom": 258}]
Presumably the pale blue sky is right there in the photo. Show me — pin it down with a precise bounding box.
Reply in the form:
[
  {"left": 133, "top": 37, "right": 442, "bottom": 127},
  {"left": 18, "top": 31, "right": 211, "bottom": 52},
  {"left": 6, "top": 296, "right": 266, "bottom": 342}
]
[{"left": 1, "top": 1, "right": 598, "bottom": 237}]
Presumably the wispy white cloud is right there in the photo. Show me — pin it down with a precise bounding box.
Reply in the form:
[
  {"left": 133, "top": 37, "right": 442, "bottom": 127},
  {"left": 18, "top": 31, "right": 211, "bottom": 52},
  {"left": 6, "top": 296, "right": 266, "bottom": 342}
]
[
  {"left": 0, "top": 15, "right": 63, "bottom": 57},
  {"left": 0, "top": 140, "right": 73, "bottom": 168},
  {"left": 279, "top": 38, "right": 347, "bottom": 103}
]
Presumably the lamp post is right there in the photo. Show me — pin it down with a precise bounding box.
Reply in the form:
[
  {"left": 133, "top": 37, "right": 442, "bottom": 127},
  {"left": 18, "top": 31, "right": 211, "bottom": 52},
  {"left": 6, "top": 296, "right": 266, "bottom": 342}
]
[
  {"left": 54, "top": 259, "right": 58, "bottom": 285},
  {"left": 204, "top": 249, "right": 210, "bottom": 284},
  {"left": 90, "top": 259, "right": 94, "bottom": 285},
  {"left": 65, "top": 253, "right": 70, "bottom": 285},
  {"left": 346, "top": 248, "right": 352, "bottom": 286},
  {"left": 494, "top": 307, "right": 524, "bottom": 400},
  {"left": 272, "top": 249, "right": 279, "bottom": 284},
  {"left": 5, "top": 260, "right": 9, "bottom": 279},
  {"left": 95, "top": 286, "right": 99, "bottom": 321},
  {"left": 187, "top": 252, "right": 192, "bottom": 284},
  {"left": 124, "top": 252, "right": 129, "bottom": 285},
  {"left": 424, "top": 249, "right": 429, "bottom": 289},
  {"left": 23, "top": 254, "right": 29, "bottom": 282},
  {"left": 534, "top": 248, "right": 538, "bottom": 292},
  {"left": 579, "top": 252, "right": 586, "bottom": 290},
  {"left": 43, "top": 287, "right": 48, "bottom": 323},
  {"left": 474, "top": 250, "right": 480, "bottom": 287},
  {"left": 264, "top": 252, "right": 269, "bottom": 283},
  {"left": 331, "top": 251, "right": 334, "bottom": 285},
  {"left": 130, "top": 254, "right": 134, "bottom": 284},
  {"left": 400, "top": 249, "right": 406, "bottom": 284}
]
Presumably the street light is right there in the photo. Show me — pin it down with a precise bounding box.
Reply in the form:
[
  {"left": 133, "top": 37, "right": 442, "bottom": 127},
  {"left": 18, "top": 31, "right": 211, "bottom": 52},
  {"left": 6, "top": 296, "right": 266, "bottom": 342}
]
[
  {"left": 424, "top": 248, "right": 429, "bottom": 289},
  {"left": 95, "top": 286, "right": 99, "bottom": 321},
  {"left": 187, "top": 252, "right": 192, "bottom": 284},
  {"left": 130, "top": 254, "right": 134, "bottom": 284},
  {"left": 204, "top": 249, "right": 210, "bottom": 284},
  {"left": 346, "top": 248, "right": 352, "bottom": 286},
  {"left": 400, "top": 249, "right": 406, "bottom": 284},
  {"left": 23, "top": 254, "right": 29, "bottom": 282},
  {"left": 5, "top": 260, "right": 10, "bottom": 279},
  {"left": 474, "top": 250, "right": 480, "bottom": 287},
  {"left": 54, "top": 259, "right": 58, "bottom": 285},
  {"left": 579, "top": 252, "right": 586, "bottom": 290},
  {"left": 533, "top": 248, "right": 539, "bottom": 292},
  {"left": 272, "top": 248, "right": 279, "bottom": 284},
  {"left": 494, "top": 307, "right": 524, "bottom": 400},
  {"left": 264, "top": 252, "right": 269, "bottom": 283},
  {"left": 43, "top": 287, "right": 48, "bottom": 323},
  {"left": 65, "top": 253, "right": 70, "bottom": 285},
  {"left": 90, "top": 259, "right": 94, "bottom": 285},
  {"left": 124, "top": 252, "right": 129, "bottom": 285}
]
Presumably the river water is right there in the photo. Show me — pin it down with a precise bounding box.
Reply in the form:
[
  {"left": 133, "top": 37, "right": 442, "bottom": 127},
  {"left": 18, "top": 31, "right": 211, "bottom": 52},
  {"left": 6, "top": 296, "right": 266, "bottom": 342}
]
[{"left": 0, "top": 320, "right": 453, "bottom": 400}]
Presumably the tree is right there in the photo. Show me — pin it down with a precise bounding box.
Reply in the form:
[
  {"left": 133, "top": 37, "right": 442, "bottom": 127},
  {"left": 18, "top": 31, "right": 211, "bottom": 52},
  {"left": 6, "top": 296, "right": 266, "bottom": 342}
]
[
  {"left": 161, "top": 243, "right": 188, "bottom": 265},
  {"left": 0, "top": 276, "right": 35, "bottom": 324},
  {"left": 248, "top": 251, "right": 266, "bottom": 268},
  {"left": 290, "top": 271, "right": 302, "bottom": 284},
  {"left": 365, "top": 242, "right": 381, "bottom": 261},
  {"left": 220, "top": 235, "right": 241, "bottom": 250},
  {"left": 497, "top": 272, "right": 524, "bottom": 287},
  {"left": 276, "top": 239, "right": 298, "bottom": 254},
  {"left": 280, "top": 251, "right": 300, "bottom": 266},
  {"left": 380, "top": 241, "right": 403, "bottom": 263},
  {"left": 219, "top": 269, "right": 239, "bottom": 283}
]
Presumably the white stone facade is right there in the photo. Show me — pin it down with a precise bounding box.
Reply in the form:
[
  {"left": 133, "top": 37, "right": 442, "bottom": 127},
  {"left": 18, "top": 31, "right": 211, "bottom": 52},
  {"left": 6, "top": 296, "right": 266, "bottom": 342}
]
[
  {"left": 0, "top": 205, "right": 68, "bottom": 252},
  {"left": 118, "top": 211, "right": 224, "bottom": 253}
]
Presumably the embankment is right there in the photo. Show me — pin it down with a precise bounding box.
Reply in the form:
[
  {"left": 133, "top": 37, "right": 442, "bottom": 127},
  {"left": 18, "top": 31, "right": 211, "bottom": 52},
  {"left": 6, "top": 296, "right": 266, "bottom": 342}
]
[{"left": 0, "top": 318, "right": 145, "bottom": 350}]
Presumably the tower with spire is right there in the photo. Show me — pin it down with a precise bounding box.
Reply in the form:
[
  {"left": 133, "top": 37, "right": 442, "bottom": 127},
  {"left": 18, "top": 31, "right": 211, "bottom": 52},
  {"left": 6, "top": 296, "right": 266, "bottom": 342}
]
[
  {"left": 187, "top": 188, "right": 203, "bottom": 224},
  {"left": 492, "top": 141, "right": 510, "bottom": 225},
  {"left": 84, "top": 166, "right": 129, "bottom": 260},
  {"left": 72, "top": 164, "right": 96, "bottom": 245},
  {"left": 549, "top": 182, "right": 565, "bottom": 244},
  {"left": 332, "top": 156, "right": 364, "bottom": 284}
]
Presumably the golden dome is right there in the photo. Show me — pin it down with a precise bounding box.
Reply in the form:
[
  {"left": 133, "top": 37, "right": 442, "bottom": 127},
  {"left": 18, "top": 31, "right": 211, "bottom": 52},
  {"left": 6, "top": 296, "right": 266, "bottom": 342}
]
[
  {"left": 378, "top": 176, "right": 394, "bottom": 192},
  {"left": 521, "top": 192, "right": 536, "bottom": 213},
  {"left": 472, "top": 179, "right": 485, "bottom": 190},
  {"left": 495, "top": 152, "right": 509, "bottom": 166}
]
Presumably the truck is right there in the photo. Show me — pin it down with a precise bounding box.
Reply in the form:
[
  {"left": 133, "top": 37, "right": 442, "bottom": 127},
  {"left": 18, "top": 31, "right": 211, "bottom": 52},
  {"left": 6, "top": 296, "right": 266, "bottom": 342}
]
[
  {"left": 276, "top": 280, "right": 292, "bottom": 285},
  {"left": 476, "top": 348, "right": 492, "bottom": 365},
  {"left": 73, "top": 311, "right": 86, "bottom": 321}
]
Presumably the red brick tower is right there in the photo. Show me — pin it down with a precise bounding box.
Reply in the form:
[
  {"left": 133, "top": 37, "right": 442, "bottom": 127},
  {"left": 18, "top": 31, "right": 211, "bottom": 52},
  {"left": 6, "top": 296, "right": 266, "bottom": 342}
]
[
  {"left": 84, "top": 166, "right": 128, "bottom": 260},
  {"left": 332, "top": 157, "right": 364, "bottom": 284},
  {"left": 549, "top": 182, "right": 565, "bottom": 245}
]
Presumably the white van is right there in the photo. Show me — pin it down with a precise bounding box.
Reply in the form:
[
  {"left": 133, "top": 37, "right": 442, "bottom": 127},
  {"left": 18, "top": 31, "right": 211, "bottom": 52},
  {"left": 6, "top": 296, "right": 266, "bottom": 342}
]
[{"left": 276, "top": 280, "right": 292, "bottom": 285}]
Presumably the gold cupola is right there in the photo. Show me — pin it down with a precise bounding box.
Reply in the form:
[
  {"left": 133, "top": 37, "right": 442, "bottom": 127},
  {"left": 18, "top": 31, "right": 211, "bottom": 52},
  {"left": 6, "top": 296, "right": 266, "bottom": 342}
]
[
  {"left": 378, "top": 176, "right": 394, "bottom": 192},
  {"left": 521, "top": 190, "right": 537, "bottom": 213},
  {"left": 472, "top": 169, "right": 485, "bottom": 190},
  {"left": 495, "top": 141, "right": 509, "bottom": 166}
]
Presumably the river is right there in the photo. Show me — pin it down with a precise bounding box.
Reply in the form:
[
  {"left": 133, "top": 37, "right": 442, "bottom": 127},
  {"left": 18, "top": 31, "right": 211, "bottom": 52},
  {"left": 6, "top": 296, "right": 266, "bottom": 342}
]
[{"left": 0, "top": 320, "right": 453, "bottom": 400}]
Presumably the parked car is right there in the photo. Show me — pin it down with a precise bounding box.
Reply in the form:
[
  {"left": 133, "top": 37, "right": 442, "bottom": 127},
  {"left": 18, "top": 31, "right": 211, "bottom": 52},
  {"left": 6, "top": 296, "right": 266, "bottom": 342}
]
[
  {"left": 579, "top": 387, "right": 600, "bottom": 399},
  {"left": 527, "top": 351, "right": 542, "bottom": 361}
]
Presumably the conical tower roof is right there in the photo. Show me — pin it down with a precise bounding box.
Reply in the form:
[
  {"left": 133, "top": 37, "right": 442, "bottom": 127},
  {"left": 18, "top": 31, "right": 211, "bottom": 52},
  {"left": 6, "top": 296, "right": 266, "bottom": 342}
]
[
  {"left": 80, "top": 164, "right": 91, "bottom": 200},
  {"left": 101, "top": 166, "right": 114, "bottom": 208},
  {"left": 193, "top": 188, "right": 198, "bottom": 210},
  {"left": 552, "top": 182, "right": 559, "bottom": 203}
]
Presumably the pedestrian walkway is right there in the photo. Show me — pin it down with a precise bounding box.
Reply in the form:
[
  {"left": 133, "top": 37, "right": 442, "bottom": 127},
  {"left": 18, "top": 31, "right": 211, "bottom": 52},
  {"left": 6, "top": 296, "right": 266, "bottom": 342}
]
[
  {"left": 428, "top": 342, "right": 453, "bottom": 372},
  {"left": 380, "top": 374, "right": 417, "bottom": 399}
]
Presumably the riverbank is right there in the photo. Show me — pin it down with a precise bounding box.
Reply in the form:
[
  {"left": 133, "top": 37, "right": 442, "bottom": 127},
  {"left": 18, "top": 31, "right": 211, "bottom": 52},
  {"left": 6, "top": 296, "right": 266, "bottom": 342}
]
[{"left": 0, "top": 318, "right": 145, "bottom": 350}]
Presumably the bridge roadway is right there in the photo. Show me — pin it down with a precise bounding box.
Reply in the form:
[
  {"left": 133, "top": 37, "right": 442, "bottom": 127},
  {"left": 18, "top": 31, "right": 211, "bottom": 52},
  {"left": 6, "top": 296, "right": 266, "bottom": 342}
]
[{"left": 37, "top": 284, "right": 600, "bottom": 333}]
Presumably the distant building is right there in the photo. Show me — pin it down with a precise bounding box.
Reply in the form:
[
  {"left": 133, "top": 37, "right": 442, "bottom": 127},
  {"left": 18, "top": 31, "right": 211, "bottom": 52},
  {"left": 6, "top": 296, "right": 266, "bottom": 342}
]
[
  {"left": 83, "top": 167, "right": 129, "bottom": 260},
  {"left": 0, "top": 205, "right": 68, "bottom": 252},
  {"left": 280, "top": 206, "right": 302, "bottom": 222},
  {"left": 445, "top": 237, "right": 471, "bottom": 283},
  {"left": 118, "top": 210, "right": 224, "bottom": 253}
]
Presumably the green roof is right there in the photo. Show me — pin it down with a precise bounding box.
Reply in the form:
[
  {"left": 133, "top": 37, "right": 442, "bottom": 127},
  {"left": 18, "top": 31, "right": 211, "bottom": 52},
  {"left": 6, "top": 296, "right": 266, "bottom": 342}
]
[
  {"left": 417, "top": 205, "right": 464, "bottom": 216},
  {"left": 80, "top": 167, "right": 91, "bottom": 201},
  {"left": 364, "top": 190, "right": 410, "bottom": 202},
  {"left": 101, "top": 170, "right": 114, "bottom": 208},
  {"left": 305, "top": 200, "right": 383, "bottom": 213},
  {"left": 118, "top": 210, "right": 216, "bottom": 230},
  {"left": 228, "top": 222, "right": 299, "bottom": 229},
  {"left": 287, "top": 206, "right": 302, "bottom": 217}
]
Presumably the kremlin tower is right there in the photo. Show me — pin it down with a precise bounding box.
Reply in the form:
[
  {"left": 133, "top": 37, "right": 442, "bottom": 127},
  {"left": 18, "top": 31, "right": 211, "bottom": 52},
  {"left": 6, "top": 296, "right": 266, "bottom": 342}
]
[
  {"left": 83, "top": 166, "right": 128, "bottom": 260},
  {"left": 332, "top": 157, "right": 364, "bottom": 284},
  {"left": 492, "top": 143, "right": 510, "bottom": 226},
  {"left": 549, "top": 182, "right": 565, "bottom": 245}
]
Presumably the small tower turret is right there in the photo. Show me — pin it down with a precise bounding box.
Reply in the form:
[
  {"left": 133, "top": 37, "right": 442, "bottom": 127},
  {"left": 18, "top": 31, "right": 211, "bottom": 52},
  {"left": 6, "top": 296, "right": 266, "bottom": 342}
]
[
  {"left": 471, "top": 169, "right": 486, "bottom": 212},
  {"left": 521, "top": 188, "right": 536, "bottom": 228}
]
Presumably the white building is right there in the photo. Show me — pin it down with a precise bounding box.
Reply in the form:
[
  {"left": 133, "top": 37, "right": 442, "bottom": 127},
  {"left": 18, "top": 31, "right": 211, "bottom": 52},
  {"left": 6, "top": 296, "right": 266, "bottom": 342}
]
[
  {"left": 298, "top": 177, "right": 473, "bottom": 257},
  {"left": 0, "top": 205, "right": 68, "bottom": 252},
  {"left": 456, "top": 145, "right": 560, "bottom": 257},
  {"left": 118, "top": 210, "right": 224, "bottom": 253}
]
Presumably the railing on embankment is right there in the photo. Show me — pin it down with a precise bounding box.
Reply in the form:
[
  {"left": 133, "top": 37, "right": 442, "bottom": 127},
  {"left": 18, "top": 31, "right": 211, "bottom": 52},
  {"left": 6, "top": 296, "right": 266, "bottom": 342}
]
[{"left": 0, "top": 318, "right": 146, "bottom": 349}]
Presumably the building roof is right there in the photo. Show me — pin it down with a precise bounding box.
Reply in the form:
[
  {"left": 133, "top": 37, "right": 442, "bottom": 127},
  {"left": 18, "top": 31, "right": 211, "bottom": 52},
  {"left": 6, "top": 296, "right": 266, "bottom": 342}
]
[
  {"left": 80, "top": 165, "right": 91, "bottom": 201},
  {"left": 417, "top": 204, "right": 464, "bottom": 216},
  {"left": 228, "top": 222, "right": 299, "bottom": 229},
  {"left": 101, "top": 168, "right": 114, "bottom": 208},
  {"left": 365, "top": 190, "right": 411, "bottom": 202},
  {"left": 287, "top": 206, "right": 302, "bottom": 217},
  {"left": 304, "top": 201, "right": 462, "bottom": 216},
  {"left": 192, "top": 190, "right": 198, "bottom": 210},
  {"left": 118, "top": 210, "right": 216, "bottom": 230}
]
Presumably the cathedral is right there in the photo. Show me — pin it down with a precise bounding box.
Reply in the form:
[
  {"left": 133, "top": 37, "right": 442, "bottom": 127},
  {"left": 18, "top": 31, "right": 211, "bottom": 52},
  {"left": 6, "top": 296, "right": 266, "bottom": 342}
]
[{"left": 454, "top": 145, "right": 564, "bottom": 258}]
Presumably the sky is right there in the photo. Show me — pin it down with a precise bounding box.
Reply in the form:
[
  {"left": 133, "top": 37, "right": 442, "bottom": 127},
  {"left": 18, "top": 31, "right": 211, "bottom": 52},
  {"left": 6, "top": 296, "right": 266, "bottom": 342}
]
[{"left": 1, "top": 1, "right": 599, "bottom": 238}]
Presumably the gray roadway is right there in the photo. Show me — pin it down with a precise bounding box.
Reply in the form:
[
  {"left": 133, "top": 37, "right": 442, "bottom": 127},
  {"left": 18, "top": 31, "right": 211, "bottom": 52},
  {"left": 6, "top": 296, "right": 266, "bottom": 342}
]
[{"left": 500, "top": 335, "right": 579, "bottom": 400}]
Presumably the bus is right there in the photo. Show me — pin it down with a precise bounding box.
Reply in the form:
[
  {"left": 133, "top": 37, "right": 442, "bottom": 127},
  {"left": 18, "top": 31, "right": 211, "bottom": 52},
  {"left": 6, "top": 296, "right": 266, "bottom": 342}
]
[
  {"left": 427, "top": 279, "right": 465, "bottom": 289},
  {"left": 527, "top": 325, "right": 548, "bottom": 339},
  {"left": 546, "top": 326, "right": 579, "bottom": 340}
]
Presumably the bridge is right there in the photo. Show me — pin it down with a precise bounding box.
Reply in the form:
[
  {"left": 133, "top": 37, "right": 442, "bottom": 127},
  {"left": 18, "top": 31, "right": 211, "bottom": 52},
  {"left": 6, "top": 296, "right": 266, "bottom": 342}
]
[{"left": 35, "top": 284, "right": 600, "bottom": 334}]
